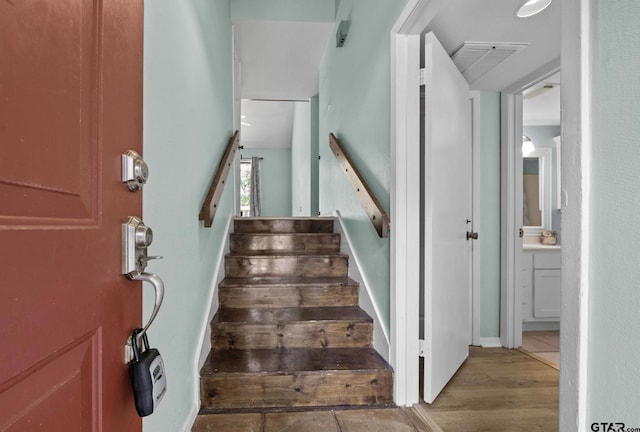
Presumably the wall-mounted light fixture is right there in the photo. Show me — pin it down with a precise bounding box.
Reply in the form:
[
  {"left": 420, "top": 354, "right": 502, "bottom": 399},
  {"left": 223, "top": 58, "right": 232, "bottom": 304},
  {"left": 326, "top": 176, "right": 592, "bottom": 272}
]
[
  {"left": 336, "top": 20, "right": 350, "bottom": 48},
  {"left": 522, "top": 136, "right": 535, "bottom": 156}
]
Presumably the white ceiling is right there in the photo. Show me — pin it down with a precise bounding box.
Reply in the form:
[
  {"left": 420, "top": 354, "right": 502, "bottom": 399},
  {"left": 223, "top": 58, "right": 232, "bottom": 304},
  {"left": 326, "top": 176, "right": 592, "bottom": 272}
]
[
  {"left": 235, "top": 20, "right": 332, "bottom": 149},
  {"left": 235, "top": 0, "right": 562, "bottom": 147},
  {"left": 234, "top": 20, "right": 333, "bottom": 100},
  {"left": 240, "top": 99, "right": 296, "bottom": 149},
  {"left": 425, "top": 0, "right": 561, "bottom": 91},
  {"left": 523, "top": 72, "right": 561, "bottom": 125}
]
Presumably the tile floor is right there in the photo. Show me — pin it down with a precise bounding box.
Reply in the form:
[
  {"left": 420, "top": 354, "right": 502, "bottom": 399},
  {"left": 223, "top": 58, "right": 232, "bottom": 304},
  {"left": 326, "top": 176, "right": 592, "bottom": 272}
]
[
  {"left": 521, "top": 330, "right": 560, "bottom": 368},
  {"left": 192, "top": 407, "right": 433, "bottom": 432}
]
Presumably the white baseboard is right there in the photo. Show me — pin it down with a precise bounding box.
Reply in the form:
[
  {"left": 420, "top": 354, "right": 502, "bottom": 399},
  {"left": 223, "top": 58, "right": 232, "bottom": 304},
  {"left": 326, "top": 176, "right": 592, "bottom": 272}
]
[
  {"left": 333, "top": 211, "right": 390, "bottom": 361},
  {"left": 182, "top": 213, "right": 233, "bottom": 432},
  {"left": 522, "top": 321, "right": 560, "bottom": 332},
  {"left": 479, "top": 337, "right": 503, "bottom": 348}
]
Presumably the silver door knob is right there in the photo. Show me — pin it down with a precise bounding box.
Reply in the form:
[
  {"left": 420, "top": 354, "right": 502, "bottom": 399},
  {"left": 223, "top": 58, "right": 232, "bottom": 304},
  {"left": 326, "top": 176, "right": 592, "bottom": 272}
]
[
  {"left": 122, "top": 150, "right": 149, "bottom": 191},
  {"left": 466, "top": 231, "right": 479, "bottom": 240}
]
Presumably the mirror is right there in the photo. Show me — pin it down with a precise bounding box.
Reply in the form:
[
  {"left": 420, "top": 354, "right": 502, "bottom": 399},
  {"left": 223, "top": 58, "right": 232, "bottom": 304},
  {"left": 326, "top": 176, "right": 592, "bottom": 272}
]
[
  {"left": 522, "top": 147, "right": 551, "bottom": 234},
  {"left": 522, "top": 70, "right": 561, "bottom": 240}
]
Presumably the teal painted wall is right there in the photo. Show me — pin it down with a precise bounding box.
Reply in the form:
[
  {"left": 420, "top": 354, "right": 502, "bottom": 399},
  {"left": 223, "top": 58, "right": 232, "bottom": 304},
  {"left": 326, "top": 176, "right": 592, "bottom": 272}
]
[
  {"left": 479, "top": 92, "right": 501, "bottom": 339},
  {"left": 318, "top": 0, "right": 408, "bottom": 332},
  {"left": 231, "top": 0, "right": 335, "bottom": 22},
  {"left": 143, "top": 1, "right": 233, "bottom": 430},
  {"left": 588, "top": 1, "right": 640, "bottom": 423},
  {"left": 242, "top": 148, "right": 292, "bottom": 217},
  {"left": 310, "top": 95, "right": 320, "bottom": 216},
  {"left": 291, "top": 101, "right": 311, "bottom": 216}
]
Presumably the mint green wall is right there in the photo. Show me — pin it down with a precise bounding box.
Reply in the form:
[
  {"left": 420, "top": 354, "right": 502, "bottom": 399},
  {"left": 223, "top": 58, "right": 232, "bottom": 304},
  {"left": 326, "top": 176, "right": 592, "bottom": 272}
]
[
  {"left": 291, "top": 101, "right": 311, "bottom": 216},
  {"left": 242, "top": 148, "right": 292, "bottom": 217},
  {"left": 291, "top": 98, "right": 320, "bottom": 217},
  {"left": 231, "top": 0, "right": 335, "bottom": 22},
  {"left": 588, "top": 1, "right": 640, "bottom": 423},
  {"left": 143, "top": 1, "right": 233, "bottom": 430},
  {"left": 318, "top": 0, "right": 408, "bottom": 332},
  {"left": 310, "top": 95, "right": 320, "bottom": 216},
  {"left": 479, "top": 92, "right": 501, "bottom": 339}
]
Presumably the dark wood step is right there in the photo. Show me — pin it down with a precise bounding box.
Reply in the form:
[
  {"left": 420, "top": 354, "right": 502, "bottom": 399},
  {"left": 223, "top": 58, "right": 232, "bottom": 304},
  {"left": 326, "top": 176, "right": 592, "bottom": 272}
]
[
  {"left": 229, "top": 233, "right": 341, "bottom": 254},
  {"left": 211, "top": 307, "right": 373, "bottom": 350},
  {"left": 219, "top": 276, "right": 359, "bottom": 309},
  {"left": 200, "top": 347, "right": 393, "bottom": 410},
  {"left": 233, "top": 217, "right": 334, "bottom": 234},
  {"left": 225, "top": 253, "right": 348, "bottom": 278}
]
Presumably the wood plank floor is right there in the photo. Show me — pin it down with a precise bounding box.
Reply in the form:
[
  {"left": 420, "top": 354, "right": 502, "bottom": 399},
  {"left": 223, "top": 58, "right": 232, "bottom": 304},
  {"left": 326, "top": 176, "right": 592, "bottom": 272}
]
[
  {"left": 193, "top": 347, "right": 559, "bottom": 431},
  {"left": 416, "top": 347, "right": 559, "bottom": 432}
]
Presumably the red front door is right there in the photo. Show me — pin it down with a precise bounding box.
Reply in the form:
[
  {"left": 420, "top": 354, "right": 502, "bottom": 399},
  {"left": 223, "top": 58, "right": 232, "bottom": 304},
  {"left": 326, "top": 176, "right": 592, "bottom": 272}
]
[{"left": 0, "top": 1, "right": 144, "bottom": 430}]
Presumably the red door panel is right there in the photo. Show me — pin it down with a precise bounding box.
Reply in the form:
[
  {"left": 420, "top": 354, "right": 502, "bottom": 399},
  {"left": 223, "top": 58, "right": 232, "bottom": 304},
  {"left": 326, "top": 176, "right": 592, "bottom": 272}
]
[{"left": 0, "top": 1, "right": 144, "bottom": 431}]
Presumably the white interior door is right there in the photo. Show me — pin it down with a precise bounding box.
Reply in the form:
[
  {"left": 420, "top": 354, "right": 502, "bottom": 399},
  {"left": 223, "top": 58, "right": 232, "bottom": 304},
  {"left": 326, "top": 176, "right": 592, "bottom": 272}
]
[{"left": 422, "top": 32, "right": 472, "bottom": 403}]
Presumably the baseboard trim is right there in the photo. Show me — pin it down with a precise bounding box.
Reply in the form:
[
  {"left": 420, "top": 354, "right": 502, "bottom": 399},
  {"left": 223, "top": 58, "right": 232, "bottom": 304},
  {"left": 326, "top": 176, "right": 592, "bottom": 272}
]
[
  {"left": 480, "top": 337, "right": 503, "bottom": 348},
  {"left": 333, "top": 210, "right": 391, "bottom": 361},
  {"left": 523, "top": 321, "right": 560, "bottom": 332},
  {"left": 182, "top": 213, "right": 234, "bottom": 432}
]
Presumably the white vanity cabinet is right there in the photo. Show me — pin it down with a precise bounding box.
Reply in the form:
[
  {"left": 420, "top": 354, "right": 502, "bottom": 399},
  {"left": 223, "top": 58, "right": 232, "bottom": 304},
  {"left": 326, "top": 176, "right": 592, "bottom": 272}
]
[{"left": 522, "top": 248, "right": 561, "bottom": 324}]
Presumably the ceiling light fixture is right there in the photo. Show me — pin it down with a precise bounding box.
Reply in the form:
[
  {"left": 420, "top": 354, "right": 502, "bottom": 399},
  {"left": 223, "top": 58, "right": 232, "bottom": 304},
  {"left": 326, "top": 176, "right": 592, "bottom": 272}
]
[
  {"left": 522, "top": 136, "right": 535, "bottom": 156},
  {"left": 516, "top": 0, "right": 552, "bottom": 18}
]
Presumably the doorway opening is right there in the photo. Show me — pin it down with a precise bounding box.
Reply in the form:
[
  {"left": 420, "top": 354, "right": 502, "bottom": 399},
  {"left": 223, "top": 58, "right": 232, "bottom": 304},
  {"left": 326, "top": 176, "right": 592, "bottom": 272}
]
[{"left": 517, "top": 71, "right": 562, "bottom": 369}]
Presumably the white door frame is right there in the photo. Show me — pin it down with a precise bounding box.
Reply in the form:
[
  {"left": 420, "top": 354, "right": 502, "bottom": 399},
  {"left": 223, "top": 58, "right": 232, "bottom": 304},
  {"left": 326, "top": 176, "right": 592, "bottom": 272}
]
[
  {"left": 390, "top": 0, "right": 480, "bottom": 406},
  {"left": 390, "top": 1, "right": 591, "bottom": 427},
  {"left": 470, "top": 91, "right": 481, "bottom": 347},
  {"left": 500, "top": 64, "right": 559, "bottom": 351}
]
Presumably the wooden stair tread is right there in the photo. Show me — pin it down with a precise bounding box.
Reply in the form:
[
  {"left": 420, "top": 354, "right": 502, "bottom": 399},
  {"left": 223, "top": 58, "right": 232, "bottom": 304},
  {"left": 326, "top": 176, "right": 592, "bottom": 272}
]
[
  {"left": 199, "top": 217, "right": 393, "bottom": 410},
  {"left": 226, "top": 252, "right": 348, "bottom": 258},
  {"left": 220, "top": 276, "right": 358, "bottom": 287},
  {"left": 230, "top": 233, "right": 341, "bottom": 253},
  {"left": 234, "top": 217, "right": 335, "bottom": 234},
  {"left": 201, "top": 347, "right": 392, "bottom": 375},
  {"left": 218, "top": 277, "right": 360, "bottom": 309},
  {"left": 212, "top": 306, "right": 372, "bottom": 324}
]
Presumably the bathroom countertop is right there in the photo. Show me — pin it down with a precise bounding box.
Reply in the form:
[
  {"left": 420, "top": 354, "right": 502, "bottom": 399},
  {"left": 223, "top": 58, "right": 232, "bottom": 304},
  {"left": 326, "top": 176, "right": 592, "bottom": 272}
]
[{"left": 523, "top": 243, "right": 561, "bottom": 251}]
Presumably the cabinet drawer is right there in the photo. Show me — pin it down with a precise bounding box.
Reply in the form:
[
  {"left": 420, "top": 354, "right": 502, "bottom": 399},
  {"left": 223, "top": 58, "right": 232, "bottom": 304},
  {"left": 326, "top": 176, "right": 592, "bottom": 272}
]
[
  {"left": 534, "top": 252, "right": 561, "bottom": 269},
  {"left": 533, "top": 269, "right": 561, "bottom": 318}
]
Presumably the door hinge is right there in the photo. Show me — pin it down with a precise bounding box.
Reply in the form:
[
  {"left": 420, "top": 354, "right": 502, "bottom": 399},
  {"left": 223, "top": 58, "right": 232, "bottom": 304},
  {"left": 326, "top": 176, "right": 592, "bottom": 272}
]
[
  {"left": 419, "top": 339, "right": 425, "bottom": 357},
  {"left": 419, "top": 68, "right": 426, "bottom": 86}
]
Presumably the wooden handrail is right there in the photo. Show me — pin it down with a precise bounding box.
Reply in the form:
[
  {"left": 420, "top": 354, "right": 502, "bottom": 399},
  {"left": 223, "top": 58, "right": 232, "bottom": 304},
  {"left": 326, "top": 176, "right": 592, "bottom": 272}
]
[
  {"left": 329, "top": 133, "right": 390, "bottom": 238},
  {"left": 199, "top": 131, "right": 240, "bottom": 227}
]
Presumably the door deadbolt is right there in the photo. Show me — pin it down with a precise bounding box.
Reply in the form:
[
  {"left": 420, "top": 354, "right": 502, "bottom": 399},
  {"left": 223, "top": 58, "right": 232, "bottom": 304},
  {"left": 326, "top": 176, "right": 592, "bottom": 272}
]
[
  {"left": 122, "top": 216, "right": 162, "bottom": 276},
  {"left": 122, "top": 150, "right": 149, "bottom": 191}
]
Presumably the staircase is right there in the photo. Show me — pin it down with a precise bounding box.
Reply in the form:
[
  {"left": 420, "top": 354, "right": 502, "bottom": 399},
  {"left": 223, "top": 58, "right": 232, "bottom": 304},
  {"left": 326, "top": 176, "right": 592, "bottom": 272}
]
[{"left": 198, "top": 217, "right": 393, "bottom": 412}]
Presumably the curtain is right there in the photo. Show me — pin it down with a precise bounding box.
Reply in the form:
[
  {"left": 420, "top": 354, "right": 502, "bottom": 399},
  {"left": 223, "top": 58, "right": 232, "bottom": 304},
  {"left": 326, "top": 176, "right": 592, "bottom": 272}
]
[{"left": 250, "top": 157, "right": 261, "bottom": 216}]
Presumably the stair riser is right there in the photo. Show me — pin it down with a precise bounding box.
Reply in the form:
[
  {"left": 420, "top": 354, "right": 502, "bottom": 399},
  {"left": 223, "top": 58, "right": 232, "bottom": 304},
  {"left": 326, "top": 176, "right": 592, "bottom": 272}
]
[
  {"left": 219, "top": 285, "right": 359, "bottom": 309},
  {"left": 234, "top": 219, "right": 334, "bottom": 234},
  {"left": 225, "top": 256, "right": 348, "bottom": 278},
  {"left": 230, "top": 234, "right": 341, "bottom": 254},
  {"left": 200, "top": 370, "right": 393, "bottom": 410},
  {"left": 211, "top": 322, "right": 373, "bottom": 350}
]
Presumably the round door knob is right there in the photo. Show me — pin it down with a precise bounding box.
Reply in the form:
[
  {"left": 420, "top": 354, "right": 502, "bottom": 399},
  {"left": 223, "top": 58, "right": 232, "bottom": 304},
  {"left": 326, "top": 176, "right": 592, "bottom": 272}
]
[{"left": 134, "top": 158, "right": 149, "bottom": 185}]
